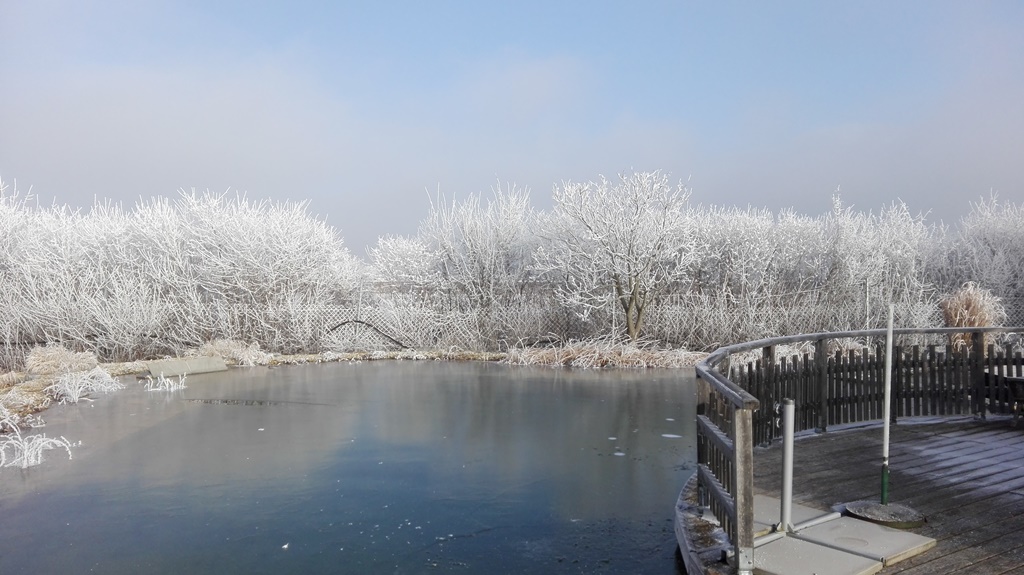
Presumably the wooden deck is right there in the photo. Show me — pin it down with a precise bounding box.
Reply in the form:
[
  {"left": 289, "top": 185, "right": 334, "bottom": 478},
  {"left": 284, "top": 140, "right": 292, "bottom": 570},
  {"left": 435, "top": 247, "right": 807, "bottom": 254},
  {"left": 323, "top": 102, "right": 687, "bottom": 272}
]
[{"left": 753, "top": 415, "right": 1024, "bottom": 574}]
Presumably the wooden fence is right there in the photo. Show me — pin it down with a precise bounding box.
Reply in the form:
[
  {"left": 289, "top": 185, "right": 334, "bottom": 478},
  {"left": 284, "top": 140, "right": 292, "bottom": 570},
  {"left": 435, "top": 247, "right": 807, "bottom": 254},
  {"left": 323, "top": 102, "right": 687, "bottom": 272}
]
[{"left": 693, "top": 326, "right": 1024, "bottom": 574}]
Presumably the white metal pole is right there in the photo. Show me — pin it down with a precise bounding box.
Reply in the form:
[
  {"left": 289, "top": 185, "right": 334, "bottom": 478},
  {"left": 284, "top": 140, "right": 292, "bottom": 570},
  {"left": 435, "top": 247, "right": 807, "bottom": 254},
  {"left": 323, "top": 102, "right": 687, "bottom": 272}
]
[
  {"left": 881, "top": 303, "right": 894, "bottom": 504},
  {"left": 780, "top": 398, "right": 795, "bottom": 532}
]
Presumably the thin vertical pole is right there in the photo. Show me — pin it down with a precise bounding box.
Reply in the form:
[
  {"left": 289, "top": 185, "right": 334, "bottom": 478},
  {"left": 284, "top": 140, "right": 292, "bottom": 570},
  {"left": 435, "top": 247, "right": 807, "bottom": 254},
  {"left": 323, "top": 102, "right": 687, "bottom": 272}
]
[
  {"left": 780, "top": 398, "right": 795, "bottom": 532},
  {"left": 881, "top": 304, "right": 894, "bottom": 505}
]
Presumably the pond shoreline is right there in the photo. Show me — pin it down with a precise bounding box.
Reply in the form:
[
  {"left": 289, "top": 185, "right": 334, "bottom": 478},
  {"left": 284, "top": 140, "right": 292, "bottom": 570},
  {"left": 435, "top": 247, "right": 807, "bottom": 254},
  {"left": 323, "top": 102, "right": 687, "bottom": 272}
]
[{"left": 1, "top": 344, "right": 707, "bottom": 428}]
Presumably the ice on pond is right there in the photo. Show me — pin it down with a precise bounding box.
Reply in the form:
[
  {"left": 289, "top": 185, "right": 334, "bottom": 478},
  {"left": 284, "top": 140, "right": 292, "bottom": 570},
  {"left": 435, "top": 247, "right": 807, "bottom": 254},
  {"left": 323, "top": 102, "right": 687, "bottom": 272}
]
[
  {"left": 608, "top": 436, "right": 617, "bottom": 440},
  {"left": 665, "top": 418, "right": 675, "bottom": 421},
  {"left": 661, "top": 434, "right": 682, "bottom": 439},
  {"left": 613, "top": 452, "right": 626, "bottom": 457}
]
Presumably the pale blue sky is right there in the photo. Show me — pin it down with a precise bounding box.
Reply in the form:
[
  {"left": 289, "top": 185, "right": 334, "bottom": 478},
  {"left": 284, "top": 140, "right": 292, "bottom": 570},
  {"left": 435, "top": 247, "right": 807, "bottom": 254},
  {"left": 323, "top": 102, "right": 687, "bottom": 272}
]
[{"left": 2, "top": 1, "right": 1022, "bottom": 253}]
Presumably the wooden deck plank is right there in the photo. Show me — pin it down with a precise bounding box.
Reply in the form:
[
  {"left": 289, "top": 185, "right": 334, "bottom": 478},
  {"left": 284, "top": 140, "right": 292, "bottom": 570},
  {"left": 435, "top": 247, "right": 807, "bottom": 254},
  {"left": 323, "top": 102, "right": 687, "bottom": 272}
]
[
  {"left": 752, "top": 416, "right": 1024, "bottom": 575},
  {"left": 889, "top": 528, "right": 1024, "bottom": 574}
]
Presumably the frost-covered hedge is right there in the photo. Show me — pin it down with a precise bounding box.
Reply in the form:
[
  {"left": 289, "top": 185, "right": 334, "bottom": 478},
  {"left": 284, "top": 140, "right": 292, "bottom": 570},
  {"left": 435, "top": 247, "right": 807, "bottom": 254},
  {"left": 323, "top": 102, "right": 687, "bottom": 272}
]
[
  {"left": 1, "top": 184, "right": 362, "bottom": 367},
  {"left": 2, "top": 175, "right": 1021, "bottom": 368}
]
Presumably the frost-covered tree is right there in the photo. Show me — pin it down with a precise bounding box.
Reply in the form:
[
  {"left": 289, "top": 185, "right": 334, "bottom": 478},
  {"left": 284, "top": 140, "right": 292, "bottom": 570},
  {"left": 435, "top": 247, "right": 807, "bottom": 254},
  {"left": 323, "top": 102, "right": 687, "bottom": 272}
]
[
  {"left": 538, "top": 171, "right": 692, "bottom": 340},
  {"left": 818, "top": 197, "right": 935, "bottom": 328},
  {"left": 367, "top": 183, "right": 543, "bottom": 349},
  {"left": 0, "top": 180, "right": 364, "bottom": 367},
  {"left": 417, "top": 183, "right": 539, "bottom": 310},
  {"left": 931, "top": 195, "right": 1024, "bottom": 301}
]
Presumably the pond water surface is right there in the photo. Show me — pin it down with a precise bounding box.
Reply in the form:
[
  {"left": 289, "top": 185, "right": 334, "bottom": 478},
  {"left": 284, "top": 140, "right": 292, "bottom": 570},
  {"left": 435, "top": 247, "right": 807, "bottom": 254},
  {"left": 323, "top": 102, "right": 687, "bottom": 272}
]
[{"left": 0, "top": 361, "right": 695, "bottom": 574}]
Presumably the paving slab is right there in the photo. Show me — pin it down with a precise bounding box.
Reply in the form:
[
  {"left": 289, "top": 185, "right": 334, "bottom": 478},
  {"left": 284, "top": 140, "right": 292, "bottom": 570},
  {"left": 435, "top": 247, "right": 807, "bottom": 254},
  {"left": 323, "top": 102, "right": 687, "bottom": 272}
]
[
  {"left": 754, "top": 534, "right": 883, "bottom": 575},
  {"left": 145, "top": 356, "right": 228, "bottom": 377},
  {"left": 793, "top": 516, "right": 936, "bottom": 566},
  {"left": 755, "top": 494, "right": 840, "bottom": 535}
]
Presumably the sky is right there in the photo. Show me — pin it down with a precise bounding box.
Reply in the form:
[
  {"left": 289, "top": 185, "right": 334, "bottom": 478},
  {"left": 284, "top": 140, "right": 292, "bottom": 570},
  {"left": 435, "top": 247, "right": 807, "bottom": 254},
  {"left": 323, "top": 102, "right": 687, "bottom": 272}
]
[{"left": 2, "top": 1, "right": 1022, "bottom": 255}]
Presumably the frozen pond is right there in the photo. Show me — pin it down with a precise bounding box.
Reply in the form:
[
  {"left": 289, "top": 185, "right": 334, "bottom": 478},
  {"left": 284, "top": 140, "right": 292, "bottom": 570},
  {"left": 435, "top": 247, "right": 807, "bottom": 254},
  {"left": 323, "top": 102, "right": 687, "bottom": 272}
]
[{"left": 0, "top": 361, "right": 695, "bottom": 574}]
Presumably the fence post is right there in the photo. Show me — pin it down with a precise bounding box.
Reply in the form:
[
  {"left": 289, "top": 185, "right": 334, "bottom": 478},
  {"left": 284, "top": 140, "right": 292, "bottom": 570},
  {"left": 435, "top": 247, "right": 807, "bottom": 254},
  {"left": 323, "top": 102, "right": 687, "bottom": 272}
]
[
  {"left": 763, "top": 344, "right": 776, "bottom": 387},
  {"left": 734, "top": 405, "right": 755, "bottom": 575},
  {"left": 816, "top": 338, "right": 829, "bottom": 432},
  {"left": 972, "top": 331, "right": 986, "bottom": 418}
]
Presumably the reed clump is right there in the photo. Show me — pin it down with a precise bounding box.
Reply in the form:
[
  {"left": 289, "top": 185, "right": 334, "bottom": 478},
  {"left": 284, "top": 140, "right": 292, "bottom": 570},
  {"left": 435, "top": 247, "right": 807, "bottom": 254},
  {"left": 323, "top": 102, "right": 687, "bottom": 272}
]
[
  {"left": 144, "top": 372, "right": 188, "bottom": 391},
  {"left": 44, "top": 366, "right": 124, "bottom": 404},
  {"left": 0, "top": 403, "right": 74, "bottom": 468},
  {"left": 939, "top": 282, "right": 1007, "bottom": 352}
]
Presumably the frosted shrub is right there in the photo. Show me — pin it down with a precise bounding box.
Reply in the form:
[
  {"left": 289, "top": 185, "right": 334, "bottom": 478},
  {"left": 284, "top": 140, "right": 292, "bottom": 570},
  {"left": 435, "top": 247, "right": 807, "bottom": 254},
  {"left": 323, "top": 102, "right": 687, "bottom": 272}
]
[
  {"left": 45, "top": 367, "right": 124, "bottom": 404},
  {"left": 0, "top": 182, "right": 365, "bottom": 369}
]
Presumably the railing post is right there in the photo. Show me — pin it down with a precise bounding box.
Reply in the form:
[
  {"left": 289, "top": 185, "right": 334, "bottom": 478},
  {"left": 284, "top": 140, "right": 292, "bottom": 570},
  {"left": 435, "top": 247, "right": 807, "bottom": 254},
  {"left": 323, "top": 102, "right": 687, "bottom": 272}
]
[
  {"left": 816, "top": 338, "right": 829, "bottom": 432},
  {"left": 734, "top": 405, "right": 755, "bottom": 575},
  {"left": 696, "top": 375, "right": 709, "bottom": 416}
]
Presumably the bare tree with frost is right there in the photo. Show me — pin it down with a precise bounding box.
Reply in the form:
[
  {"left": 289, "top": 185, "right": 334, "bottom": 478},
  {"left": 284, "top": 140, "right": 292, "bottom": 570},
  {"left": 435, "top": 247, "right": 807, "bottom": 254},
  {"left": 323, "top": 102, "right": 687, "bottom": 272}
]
[
  {"left": 930, "top": 195, "right": 1024, "bottom": 301},
  {"left": 538, "top": 171, "right": 692, "bottom": 341},
  {"left": 418, "top": 183, "right": 538, "bottom": 310},
  {"left": 368, "top": 183, "right": 541, "bottom": 348}
]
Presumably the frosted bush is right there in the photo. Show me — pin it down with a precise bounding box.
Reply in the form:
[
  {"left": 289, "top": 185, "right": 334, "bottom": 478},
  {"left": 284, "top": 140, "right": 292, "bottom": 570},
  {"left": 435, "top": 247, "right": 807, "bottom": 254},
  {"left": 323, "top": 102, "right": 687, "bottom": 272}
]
[
  {"left": 45, "top": 367, "right": 124, "bottom": 404},
  {"left": 5, "top": 174, "right": 1024, "bottom": 357},
  {"left": 0, "top": 182, "right": 364, "bottom": 368}
]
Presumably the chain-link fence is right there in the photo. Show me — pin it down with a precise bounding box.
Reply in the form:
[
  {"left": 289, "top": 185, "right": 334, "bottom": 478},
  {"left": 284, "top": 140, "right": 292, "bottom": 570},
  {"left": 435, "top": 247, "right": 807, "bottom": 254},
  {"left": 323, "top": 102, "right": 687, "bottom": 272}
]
[{"left": 313, "top": 288, "right": 1021, "bottom": 353}]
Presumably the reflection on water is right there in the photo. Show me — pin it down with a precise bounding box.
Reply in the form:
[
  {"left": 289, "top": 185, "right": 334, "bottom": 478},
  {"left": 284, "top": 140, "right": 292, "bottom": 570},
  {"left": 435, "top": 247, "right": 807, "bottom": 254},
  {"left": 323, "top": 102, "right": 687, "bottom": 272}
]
[{"left": 0, "top": 361, "right": 695, "bottom": 574}]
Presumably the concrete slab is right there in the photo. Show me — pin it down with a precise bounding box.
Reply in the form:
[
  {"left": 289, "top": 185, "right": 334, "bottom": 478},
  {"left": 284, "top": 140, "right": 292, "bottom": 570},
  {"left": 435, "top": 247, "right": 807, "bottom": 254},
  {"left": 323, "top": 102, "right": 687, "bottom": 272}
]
[
  {"left": 754, "top": 534, "right": 882, "bottom": 575},
  {"left": 145, "top": 356, "right": 228, "bottom": 378},
  {"left": 793, "top": 516, "right": 936, "bottom": 566},
  {"left": 754, "top": 494, "right": 838, "bottom": 536}
]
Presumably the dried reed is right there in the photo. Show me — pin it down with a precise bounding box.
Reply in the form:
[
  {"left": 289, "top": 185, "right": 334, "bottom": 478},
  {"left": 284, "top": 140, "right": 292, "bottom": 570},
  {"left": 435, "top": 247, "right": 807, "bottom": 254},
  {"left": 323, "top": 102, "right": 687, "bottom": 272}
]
[
  {"left": 940, "top": 282, "right": 1007, "bottom": 351},
  {"left": 25, "top": 344, "right": 98, "bottom": 376},
  {"left": 196, "top": 339, "right": 273, "bottom": 366}
]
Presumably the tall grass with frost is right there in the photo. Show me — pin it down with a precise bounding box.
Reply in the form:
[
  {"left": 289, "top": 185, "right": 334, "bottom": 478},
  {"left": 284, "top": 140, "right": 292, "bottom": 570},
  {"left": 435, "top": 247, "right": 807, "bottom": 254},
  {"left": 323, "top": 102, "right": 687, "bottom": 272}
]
[
  {"left": 144, "top": 372, "right": 188, "bottom": 391},
  {"left": 0, "top": 425, "right": 74, "bottom": 469},
  {"left": 0, "top": 404, "right": 73, "bottom": 469},
  {"left": 45, "top": 367, "right": 124, "bottom": 404}
]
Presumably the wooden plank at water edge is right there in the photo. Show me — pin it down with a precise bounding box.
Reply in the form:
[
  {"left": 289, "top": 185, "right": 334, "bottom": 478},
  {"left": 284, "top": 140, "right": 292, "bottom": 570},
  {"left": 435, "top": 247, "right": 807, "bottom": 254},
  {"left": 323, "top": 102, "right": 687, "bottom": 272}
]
[{"left": 146, "top": 356, "right": 228, "bottom": 377}]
